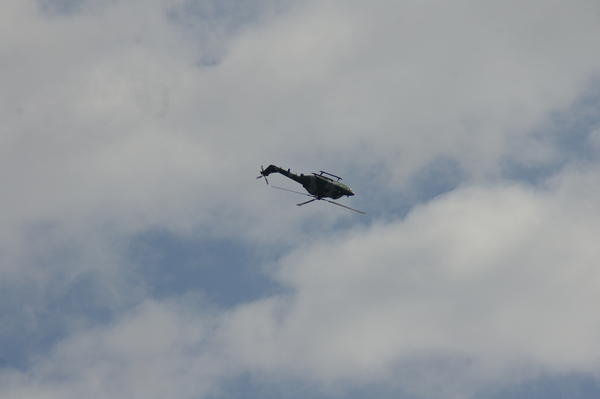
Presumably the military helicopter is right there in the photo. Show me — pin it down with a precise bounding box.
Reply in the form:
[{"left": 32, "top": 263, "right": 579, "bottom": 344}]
[{"left": 257, "top": 164, "right": 365, "bottom": 214}]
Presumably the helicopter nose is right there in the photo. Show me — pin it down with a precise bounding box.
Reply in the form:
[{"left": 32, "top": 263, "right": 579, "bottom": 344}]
[{"left": 347, "top": 190, "right": 354, "bottom": 196}]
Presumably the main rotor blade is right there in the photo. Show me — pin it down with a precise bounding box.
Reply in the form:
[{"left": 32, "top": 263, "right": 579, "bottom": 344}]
[
  {"left": 323, "top": 199, "right": 366, "bottom": 214},
  {"left": 297, "top": 198, "right": 317, "bottom": 206},
  {"left": 271, "top": 185, "right": 313, "bottom": 197},
  {"left": 269, "top": 184, "right": 365, "bottom": 214}
]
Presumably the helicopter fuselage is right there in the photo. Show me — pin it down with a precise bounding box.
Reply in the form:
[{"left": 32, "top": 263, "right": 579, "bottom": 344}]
[{"left": 261, "top": 165, "right": 354, "bottom": 199}]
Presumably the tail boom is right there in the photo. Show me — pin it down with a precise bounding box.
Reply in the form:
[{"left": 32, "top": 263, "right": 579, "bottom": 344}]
[{"left": 260, "top": 164, "right": 306, "bottom": 185}]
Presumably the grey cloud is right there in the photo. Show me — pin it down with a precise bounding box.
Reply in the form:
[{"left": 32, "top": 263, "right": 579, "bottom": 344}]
[
  {"left": 166, "top": 0, "right": 291, "bottom": 65},
  {"left": 0, "top": 300, "right": 227, "bottom": 399},
  {"left": 37, "top": 0, "right": 88, "bottom": 15}
]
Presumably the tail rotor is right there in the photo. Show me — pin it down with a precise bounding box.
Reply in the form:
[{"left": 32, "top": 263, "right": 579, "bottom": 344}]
[{"left": 256, "top": 165, "right": 269, "bottom": 185}]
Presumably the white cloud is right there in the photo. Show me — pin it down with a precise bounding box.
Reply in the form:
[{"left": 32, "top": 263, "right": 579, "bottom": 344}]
[
  {"left": 5, "top": 166, "right": 599, "bottom": 398},
  {"left": 3, "top": 0, "right": 600, "bottom": 398},
  {"left": 222, "top": 165, "right": 600, "bottom": 396},
  {"left": 3, "top": 0, "right": 600, "bottom": 238}
]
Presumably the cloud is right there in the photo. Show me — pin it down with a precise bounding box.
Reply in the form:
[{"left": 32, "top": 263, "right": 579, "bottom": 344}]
[
  {"left": 3, "top": 0, "right": 600, "bottom": 237},
  {"left": 222, "top": 165, "right": 600, "bottom": 397},
  {"left": 0, "top": 299, "right": 227, "bottom": 399},
  {"left": 2, "top": 0, "right": 600, "bottom": 398},
  {"left": 4, "top": 166, "right": 600, "bottom": 398}
]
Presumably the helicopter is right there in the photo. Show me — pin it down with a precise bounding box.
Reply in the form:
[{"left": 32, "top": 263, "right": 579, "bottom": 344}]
[{"left": 257, "top": 164, "right": 366, "bottom": 214}]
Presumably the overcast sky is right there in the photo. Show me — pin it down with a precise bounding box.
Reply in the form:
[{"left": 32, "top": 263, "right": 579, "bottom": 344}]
[{"left": 3, "top": 0, "right": 600, "bottom": 398}]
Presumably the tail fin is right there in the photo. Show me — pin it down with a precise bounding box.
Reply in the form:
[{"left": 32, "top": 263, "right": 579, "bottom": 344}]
[{"left": 261, "top": 164, "right": 280, "bottom": 176}]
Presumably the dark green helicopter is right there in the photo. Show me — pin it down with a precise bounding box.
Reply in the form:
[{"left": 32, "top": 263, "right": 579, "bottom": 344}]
[{"left": 257, "top": 164, "right": 365, "bottom": 214}]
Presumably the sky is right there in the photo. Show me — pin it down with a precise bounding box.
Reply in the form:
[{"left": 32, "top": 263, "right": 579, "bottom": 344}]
[{"left": 2, "top": 0, "right": 600, "bottom": 398}]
